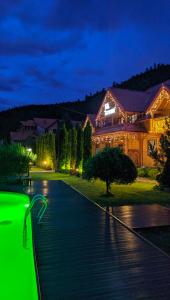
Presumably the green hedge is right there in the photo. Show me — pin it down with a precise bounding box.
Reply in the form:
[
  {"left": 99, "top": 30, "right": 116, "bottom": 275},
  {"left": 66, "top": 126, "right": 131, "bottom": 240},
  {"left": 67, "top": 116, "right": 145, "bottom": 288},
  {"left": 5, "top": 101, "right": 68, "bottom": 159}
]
[{"left": 137, "top": 167, "right": 159, "bottom": 180}]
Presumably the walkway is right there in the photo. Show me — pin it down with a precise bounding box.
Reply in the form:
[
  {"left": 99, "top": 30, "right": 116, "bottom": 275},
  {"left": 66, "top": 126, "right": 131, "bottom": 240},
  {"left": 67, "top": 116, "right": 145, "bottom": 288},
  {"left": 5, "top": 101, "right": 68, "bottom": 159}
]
[
  {"left": 107, "top": 204, "right": 170, "bottom": 229},
  {"left": 29, "top": 181, "right": 170, "bottom": 300}
]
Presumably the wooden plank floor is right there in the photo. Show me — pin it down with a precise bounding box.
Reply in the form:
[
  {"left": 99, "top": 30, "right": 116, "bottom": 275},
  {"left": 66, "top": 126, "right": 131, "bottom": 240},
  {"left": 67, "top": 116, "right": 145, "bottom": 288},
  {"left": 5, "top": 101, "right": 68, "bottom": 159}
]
[
  {"left": 29, "top": 181, "right": 170, "bottom": 300},
  {"left": 106, "top": 205, "right": 170, "bottom": 229}
]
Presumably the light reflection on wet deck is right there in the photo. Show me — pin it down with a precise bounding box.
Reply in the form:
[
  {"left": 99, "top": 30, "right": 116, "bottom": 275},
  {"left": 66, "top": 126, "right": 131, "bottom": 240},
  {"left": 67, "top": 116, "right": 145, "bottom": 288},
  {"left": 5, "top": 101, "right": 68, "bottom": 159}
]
[
  {"left": 30, "top": 181, "right": 170, "bottom": 300},
  {"left": 106, "top": 205, "right": 170, "bottom": 228}
]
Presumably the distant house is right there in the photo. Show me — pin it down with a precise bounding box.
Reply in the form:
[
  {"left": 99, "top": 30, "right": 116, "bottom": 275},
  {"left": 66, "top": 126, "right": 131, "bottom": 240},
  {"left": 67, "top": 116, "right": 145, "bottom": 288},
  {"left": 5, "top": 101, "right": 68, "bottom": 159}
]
[
  {"left": 84, "top": 80, "right": 170, "bottom": 167},
  {"left": 10, "top": 118, "right": 58, "bottom": 149}
]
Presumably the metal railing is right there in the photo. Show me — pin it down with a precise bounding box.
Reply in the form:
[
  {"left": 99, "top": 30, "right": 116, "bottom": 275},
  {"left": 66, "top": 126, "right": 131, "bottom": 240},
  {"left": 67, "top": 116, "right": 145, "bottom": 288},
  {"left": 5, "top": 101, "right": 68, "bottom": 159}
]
[{"left": 23, "top": 194, "right": 47, "bottom": 248}]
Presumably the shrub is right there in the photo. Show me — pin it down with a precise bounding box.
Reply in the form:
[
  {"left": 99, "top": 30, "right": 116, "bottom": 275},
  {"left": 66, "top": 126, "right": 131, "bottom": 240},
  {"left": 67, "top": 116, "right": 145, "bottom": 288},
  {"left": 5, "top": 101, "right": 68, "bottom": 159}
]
[
  {"left": 0, "top": 144, "right": 36, "bottom": 177},
  {"left": 147, "top": 168, "right": 160, "bottom": 180},
  {"left": 137, "top": 167, "right": 159, "bottom": 180},
  {"left": 137, "top": 167, "right": 148, "bottom": 177}
]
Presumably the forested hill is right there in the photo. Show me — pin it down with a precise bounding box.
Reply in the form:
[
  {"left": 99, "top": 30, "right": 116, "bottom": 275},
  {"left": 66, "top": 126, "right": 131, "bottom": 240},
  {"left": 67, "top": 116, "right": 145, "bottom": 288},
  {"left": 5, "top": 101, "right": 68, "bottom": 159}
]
[
  {"left": 0, "top": 63, "right": 170, "bottom": 139},
  {"left": 116, "top": 64, "right": 170, "bottom": 90}
]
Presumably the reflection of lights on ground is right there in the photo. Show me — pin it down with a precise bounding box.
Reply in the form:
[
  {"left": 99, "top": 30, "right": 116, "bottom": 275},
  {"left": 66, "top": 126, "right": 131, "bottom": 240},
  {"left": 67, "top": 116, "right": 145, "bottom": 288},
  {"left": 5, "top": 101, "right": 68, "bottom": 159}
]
[
  {"left": 42, "top": 181, "right": 49, "bottom": 196},
  {"left": 42, "top": 180, "right": 48, "bottom": 187}
]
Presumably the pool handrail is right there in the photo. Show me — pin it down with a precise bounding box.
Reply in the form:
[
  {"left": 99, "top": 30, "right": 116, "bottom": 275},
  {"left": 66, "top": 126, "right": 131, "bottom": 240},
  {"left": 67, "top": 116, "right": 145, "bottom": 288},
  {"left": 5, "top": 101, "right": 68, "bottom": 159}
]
[{"left": 23, "top": 194, "right": 47, "bottom": 248}]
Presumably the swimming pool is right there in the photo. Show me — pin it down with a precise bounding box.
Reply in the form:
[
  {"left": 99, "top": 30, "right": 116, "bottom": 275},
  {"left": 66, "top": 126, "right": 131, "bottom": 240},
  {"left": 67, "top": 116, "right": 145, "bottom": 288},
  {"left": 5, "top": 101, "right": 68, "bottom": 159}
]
[{"left": 0, "top": 192, "right": 39, "bottom": 300}]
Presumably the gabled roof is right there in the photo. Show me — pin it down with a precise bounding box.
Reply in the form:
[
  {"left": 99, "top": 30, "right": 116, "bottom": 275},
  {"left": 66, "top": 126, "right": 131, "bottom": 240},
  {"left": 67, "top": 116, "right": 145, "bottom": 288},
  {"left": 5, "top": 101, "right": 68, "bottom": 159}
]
[
  {"left": 86, "top": 114, "right": 96, "bottom": 127},
  {"left": 109, "top": 88, "right": 148, "bottom": 112},
  {"left": 144, "top": 80, "right": 170, "bottom": 112},
  {"left": 33, "top": 118, "right": 57, "bottom": 129},
  {"left": 10, "top": 131, "right": 35, "bottom": 141},
  {"left": 21, "top": 120, "right": 36, "bottom": 126},
  {"left": 107, "top": 80, "right": 170, "bottom": 113}
]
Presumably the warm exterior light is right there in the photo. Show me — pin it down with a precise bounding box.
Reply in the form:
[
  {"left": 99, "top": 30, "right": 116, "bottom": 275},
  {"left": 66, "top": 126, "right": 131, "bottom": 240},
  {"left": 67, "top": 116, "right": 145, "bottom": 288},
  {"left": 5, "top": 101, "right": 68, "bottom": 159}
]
[
  {"left": 43, "top": 160, "right": 47, "bottom": 165},
  {"left": 104, "top": 103, "right": 116, "bottom": 116}
]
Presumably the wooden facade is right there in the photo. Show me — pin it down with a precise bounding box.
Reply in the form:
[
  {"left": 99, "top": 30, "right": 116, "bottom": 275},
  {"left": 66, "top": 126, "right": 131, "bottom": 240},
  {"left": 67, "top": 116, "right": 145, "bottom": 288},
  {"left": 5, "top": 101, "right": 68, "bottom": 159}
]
[{"left": 85, "top": 82, "right": 170, "bottom": 167}]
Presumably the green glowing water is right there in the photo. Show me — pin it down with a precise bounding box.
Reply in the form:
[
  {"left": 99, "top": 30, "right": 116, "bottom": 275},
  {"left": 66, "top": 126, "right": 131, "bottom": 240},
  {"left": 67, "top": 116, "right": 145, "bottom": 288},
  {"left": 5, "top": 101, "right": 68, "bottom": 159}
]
[{"left": 0, "top": 192, "right": 38, "bottom": 300}]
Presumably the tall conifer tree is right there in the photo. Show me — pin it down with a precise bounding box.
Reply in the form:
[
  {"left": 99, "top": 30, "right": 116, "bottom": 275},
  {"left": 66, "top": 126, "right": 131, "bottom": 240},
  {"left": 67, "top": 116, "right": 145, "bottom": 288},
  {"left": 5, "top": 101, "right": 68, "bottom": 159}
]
[
  {"left": 83, "top": 121, "right": 92, "bottom": 168},
  {"left": 58, "top": 123, "right": 68, "bottom": 171},
  {"left": 76, "top": 124, "right": 83, "bottom": 172},
  {"left": 70, "top": 127, "right": 77, "bottom": 170}
]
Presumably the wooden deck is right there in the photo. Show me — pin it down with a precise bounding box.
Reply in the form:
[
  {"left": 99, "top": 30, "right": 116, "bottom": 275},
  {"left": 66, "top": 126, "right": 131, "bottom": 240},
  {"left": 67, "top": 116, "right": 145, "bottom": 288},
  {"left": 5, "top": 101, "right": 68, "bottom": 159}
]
[
  {"left": 106, "top": 205, "right": 170, "bottom": 229},
  {"left": 30, "top": 181, "right": 170, "bottom": 300}
]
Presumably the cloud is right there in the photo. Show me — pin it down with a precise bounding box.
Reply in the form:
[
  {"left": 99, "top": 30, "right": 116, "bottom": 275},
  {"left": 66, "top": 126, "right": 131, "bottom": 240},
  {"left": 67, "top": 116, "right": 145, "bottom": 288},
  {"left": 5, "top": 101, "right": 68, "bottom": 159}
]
[
  {"left": 26, "top": 66, "right": 65, "bottom": 89},
  {"left": 77, "top": 68, "right": 104, "bottom": 77},
  {"left": 0, "top": 16, "right": 85, "bottom": 57},
  {"left": 0, "top": 76, "right": 22, "bottom": 91},
  {"left": 46, "top": 0, "right": 170, "bottom": 32},
  {"left": 0, "top": 32, "right": 84, "bottom": 56}
]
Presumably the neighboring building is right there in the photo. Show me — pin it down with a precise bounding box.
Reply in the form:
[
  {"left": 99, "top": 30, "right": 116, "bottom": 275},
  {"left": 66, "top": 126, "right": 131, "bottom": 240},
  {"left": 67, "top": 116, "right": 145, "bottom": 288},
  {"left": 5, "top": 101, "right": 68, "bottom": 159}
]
[
  {"left": 10, "top": 118, "right": 58, "bottom": 149},
  {"left": 84, "top": 80, "right": 170, "bottom": 167}
]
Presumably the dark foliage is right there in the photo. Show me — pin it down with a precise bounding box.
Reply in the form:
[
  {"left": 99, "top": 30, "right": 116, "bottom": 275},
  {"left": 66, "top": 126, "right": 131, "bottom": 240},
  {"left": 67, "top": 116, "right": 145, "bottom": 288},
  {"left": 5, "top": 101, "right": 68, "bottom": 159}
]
[
  {"left": 149, "top": 118, "right": 170, "bottom": 188},
  {"left": 70, "top": 127, "right": 77, "bottom": 170},
  {"left": 57, "top": 123, "right": 68, "bottom": 171},
  {"left": 76, "top": 124, "right": 83, "bottom": 171},
  {"left": 83, "top": 121, "right": 92, "bottom": 168},
  {"left": 116, "top": 64, "right": 170, "bottom": 91}
]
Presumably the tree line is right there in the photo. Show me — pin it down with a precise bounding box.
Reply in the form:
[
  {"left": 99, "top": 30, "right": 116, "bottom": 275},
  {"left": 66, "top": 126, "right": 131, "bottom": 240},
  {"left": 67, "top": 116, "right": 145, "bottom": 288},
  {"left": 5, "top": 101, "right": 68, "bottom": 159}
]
[{"left": 36, "top": 121, "right": 92, "bottom": 173}]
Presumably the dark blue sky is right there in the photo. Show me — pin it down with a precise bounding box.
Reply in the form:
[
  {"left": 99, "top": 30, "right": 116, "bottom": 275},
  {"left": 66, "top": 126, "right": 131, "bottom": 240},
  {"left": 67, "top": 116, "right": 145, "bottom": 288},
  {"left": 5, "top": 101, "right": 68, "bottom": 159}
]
[{"left": 0, "top": 0, "right": 170, "bottom": 111}]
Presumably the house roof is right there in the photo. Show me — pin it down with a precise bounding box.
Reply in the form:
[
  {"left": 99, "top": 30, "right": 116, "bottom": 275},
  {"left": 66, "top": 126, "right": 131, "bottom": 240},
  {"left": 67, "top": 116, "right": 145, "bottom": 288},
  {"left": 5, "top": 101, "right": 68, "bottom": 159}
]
[
  {"left": 95, "top": 123, "right": 146, "bottom": 135},
  {"left": 21, "top": 120, "right": 36, "bottom": 126},
  {"left": 109, "top": 88, "right": 149, "bottom": 113},
  {"left": 33, "top": 118, "right": 57, "bottom": 129},
  {"left": 10, "top": 131, "right": 35, "bottom": 141},
  {"left": 108, "top": 80, "right": 170, "bottom": 113},
  {"left": 86, "top": 114, "right": 96, "bottom": 127}
]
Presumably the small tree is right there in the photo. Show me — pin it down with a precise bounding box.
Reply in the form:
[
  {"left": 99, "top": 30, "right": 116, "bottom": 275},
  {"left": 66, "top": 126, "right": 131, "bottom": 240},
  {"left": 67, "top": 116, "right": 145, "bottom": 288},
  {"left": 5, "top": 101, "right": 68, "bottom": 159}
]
[
  {"left": 83, "top": 121, "right": 92, "bottom": 168},
  {"left": 149, "top": 118, "right": 170, "bottom": 188},
  {"left": 84, "top": 147, "right": 137, "bottom": 195}
]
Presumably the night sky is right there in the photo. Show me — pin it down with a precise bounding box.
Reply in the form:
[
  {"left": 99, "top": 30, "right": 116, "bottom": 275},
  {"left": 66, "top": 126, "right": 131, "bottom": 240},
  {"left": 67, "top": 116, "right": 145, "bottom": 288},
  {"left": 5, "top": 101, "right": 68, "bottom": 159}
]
[{"left": 0, "top": 0, "right": 170, "bottom": 111}]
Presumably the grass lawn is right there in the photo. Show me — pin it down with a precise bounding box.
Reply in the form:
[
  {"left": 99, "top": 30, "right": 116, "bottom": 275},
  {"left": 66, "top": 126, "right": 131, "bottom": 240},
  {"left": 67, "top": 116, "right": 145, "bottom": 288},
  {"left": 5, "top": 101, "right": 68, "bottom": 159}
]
[{"left": 31, "top": 172, "right": 170, "bottom": 206}]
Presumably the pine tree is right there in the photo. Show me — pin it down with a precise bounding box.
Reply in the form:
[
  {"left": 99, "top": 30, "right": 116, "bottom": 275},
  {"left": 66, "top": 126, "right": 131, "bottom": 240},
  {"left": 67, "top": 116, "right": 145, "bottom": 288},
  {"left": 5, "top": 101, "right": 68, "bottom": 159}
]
[
  {"left": 76, "top": 124, "right": 83, "bottom": 172},
  {"left": 58, "top": 123, "right": 68, "bottom": 171},
  {"left": 83, "top": 121, "right": 92, "bottom": 168},
  {"left": 36, "top": 133, "right": 56, "bottom": 169},
  {"left": 65, "top": 128, "right": 71, "bottom": 170},
  {"left": 70, "top": 127, "right": 77, "bottom": 170}
]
